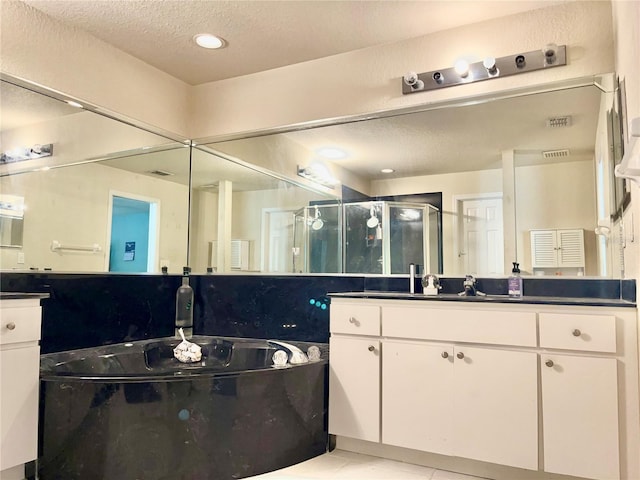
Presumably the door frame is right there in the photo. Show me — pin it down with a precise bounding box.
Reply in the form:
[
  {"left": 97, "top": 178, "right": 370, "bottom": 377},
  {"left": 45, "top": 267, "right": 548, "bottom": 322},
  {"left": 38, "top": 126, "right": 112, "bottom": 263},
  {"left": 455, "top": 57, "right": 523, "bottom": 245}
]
[
  {"left": 452, "top": 192, "right": 503, "bottom": 275},
  {"left": 105, "top": 190, "right": 161, "bottom": 273}
]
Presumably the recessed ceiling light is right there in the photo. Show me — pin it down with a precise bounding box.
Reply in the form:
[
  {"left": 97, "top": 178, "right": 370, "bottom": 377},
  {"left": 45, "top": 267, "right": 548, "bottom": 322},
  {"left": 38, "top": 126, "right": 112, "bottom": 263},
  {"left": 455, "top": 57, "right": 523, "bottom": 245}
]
[
  {"left": 194, "top": 33, "right": 226, "bottom": 49},
  {"left": 66, "top": 100, "right": 83, "bottom": 108},
  {"left": 317, "top": 147, "right": 348, "bottom": 160},
  {"left": 381, "top": 168, "right": 395, "bottom": 173}
]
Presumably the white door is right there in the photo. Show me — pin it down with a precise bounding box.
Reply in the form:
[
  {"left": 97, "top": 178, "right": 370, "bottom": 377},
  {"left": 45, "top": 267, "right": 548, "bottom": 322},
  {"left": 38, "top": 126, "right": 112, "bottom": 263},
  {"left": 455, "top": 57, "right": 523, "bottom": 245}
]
[
  {"left": 328, "top": 336, "right": 380, "bottom": 442},
  {"left": 262, "top": 210, "right": 294, "bottom": 272},
  {"left": 453, "top": 346, "right": 538, "bottom": 470},
  {"left": 382, "top": 341, "right": 455, "bottom": 455},
  {"left": 458, "top": 197, "right": 504, "bottom": 275}
]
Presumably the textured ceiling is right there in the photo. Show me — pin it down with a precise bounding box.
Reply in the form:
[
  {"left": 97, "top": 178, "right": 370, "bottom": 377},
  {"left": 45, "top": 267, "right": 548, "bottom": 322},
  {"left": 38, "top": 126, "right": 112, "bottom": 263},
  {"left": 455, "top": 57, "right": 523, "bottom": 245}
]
[{"left": 22, "top": 0, "right": 571, "bottom": 85}]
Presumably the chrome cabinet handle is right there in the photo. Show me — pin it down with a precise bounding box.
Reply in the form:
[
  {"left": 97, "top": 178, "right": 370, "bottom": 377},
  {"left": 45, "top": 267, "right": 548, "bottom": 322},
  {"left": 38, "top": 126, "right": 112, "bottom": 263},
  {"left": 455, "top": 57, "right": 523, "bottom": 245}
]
[
  {"left": 456, "top": 352, "right": 464, "bottom": 359},
  {"left": 368, "top": 345, "right": 375, "bottom": 352},
  {"left": 6, "top": 322, "right": 16, "bottom": 331},
  {"left": 441, "top": 351, "right": 449, "bottom": 359},
  {"left": 545, "top": 359, "right": 554, "bottom": 367},
  {"left": 348, "top": 317, "right": 356, "bottom": 323},
  {"left": 572, "top": 329, "right": 581, "bottom": 337}
]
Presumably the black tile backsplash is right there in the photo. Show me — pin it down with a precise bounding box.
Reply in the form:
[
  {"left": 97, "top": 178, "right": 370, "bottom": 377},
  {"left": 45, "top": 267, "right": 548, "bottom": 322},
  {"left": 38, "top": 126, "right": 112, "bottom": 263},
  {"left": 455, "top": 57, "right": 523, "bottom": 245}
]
[{"left": 0, "top": 272, "right": 634, "bottom": 354}]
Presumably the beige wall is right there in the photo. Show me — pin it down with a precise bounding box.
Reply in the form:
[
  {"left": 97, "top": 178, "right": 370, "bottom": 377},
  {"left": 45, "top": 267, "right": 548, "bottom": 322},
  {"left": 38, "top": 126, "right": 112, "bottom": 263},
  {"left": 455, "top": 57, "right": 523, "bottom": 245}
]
[
  {"left": 516, "top": 160, "right": 597, "bottom": 275},
  {"left": 0, "top": 0, "right": 190, "bottom": 137},
  {"left": 190, "top": 2, "right": 614, "bottom": 139},
  {"left": 0, "top": 162, "right": 189, "bottom": 272}
]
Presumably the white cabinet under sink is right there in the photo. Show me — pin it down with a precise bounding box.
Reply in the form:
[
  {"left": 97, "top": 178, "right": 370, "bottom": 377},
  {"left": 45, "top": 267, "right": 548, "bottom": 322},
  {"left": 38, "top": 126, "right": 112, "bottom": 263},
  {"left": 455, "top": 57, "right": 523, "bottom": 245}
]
[
  {"left": 328, "top": 297, "right": 639, "bottom": 480},
  {"left": 0, "top": 297, "right": 43, "bottom": 479}
]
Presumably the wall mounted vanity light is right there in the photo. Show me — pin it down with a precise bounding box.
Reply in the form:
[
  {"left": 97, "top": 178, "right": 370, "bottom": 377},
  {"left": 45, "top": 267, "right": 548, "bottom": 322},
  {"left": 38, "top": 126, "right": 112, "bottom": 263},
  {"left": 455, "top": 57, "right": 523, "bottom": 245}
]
[
  {"left": 0, "top": 144, "right": 53, "bottom": 164},
  {"left": 297, "top": 164, "right": 339, "bottom": 189},
  {"left": 402, "top": 44, "right": 566, "bottom": 94}
]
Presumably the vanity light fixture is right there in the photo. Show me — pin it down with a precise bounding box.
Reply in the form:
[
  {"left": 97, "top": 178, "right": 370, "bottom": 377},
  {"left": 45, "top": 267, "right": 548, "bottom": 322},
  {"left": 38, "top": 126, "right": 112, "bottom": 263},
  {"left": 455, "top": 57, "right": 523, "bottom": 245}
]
[
  {"left": 297, "top": 164, "right": 339, "bottom": 189},
  {"left": 454, "top": 59, "right": 470, "bottom": 78},
  {"left": 402, "top": 44, "right": 567, "bottom": 94},
  {"left": 483, "top": 57, "right": 498, "bottom": 76},
  {"left": 0, "top": 143, "right": 53, "bottom": 164},
  {"left": 194, "top": 33, "right": 227, "bottom": 49}
]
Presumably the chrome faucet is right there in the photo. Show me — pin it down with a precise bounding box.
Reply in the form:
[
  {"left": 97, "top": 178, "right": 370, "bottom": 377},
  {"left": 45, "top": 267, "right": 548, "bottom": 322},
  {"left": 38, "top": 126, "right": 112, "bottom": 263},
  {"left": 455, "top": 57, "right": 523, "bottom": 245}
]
[{"left": 459, "top": 275, "right": 485, "bottom": 296}]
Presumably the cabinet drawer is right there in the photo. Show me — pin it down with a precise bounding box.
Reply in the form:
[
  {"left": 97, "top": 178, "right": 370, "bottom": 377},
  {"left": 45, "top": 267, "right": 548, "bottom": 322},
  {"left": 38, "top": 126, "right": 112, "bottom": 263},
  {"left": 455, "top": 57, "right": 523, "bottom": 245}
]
[
  {"left": 330, "top": 303, "right": 380, "bottom": 336},
  {"left": 0, "top": 307, "right": 42, "bottom": 345},
  {"left": 382, "top": 306, "right": 537, "bottom": 347},
  {"left": 539, "top": 313, "right": 616, "bottom": 353}
]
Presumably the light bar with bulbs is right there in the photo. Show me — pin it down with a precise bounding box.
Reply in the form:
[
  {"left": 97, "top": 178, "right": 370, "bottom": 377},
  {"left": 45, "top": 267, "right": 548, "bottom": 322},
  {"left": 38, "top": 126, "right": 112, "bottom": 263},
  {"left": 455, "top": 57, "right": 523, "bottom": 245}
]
[{"left": 402, "top": 44, "right": 566, "bottom": 94}]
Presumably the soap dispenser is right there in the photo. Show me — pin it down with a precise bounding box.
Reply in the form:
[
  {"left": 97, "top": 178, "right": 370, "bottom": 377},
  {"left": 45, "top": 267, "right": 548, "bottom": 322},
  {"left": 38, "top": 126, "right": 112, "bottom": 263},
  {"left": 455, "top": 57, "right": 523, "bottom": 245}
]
[{"left": 508, "top": 262, "right": 523, "bottom": 298}]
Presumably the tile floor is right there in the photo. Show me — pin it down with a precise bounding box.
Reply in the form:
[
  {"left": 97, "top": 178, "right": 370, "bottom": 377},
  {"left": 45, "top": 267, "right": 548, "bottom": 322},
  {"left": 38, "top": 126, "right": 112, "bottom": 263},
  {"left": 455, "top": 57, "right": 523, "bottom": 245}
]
[{"left": 251, "top": 450, "right": 488, "bottom": 479}]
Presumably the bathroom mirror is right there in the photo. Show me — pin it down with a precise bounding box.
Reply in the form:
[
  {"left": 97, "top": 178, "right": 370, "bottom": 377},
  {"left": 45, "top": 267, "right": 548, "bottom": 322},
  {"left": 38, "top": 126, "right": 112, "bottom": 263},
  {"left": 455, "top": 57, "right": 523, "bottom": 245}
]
[
  {"left": 197, "top": 73, "right": 623, "bottom": 278},
  {"left": 0, "top": 76, "right": 191, "bottom": 273},
  {"left": 188, "top": 145, "right": 341, "bottom": 274}
]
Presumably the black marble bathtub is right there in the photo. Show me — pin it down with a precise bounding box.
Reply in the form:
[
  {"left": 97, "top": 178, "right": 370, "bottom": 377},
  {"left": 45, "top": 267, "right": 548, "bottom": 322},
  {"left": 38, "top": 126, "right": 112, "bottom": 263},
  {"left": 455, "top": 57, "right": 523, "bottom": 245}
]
[{"left": 39, "top": 336, "right": 328, "bottom": 479}]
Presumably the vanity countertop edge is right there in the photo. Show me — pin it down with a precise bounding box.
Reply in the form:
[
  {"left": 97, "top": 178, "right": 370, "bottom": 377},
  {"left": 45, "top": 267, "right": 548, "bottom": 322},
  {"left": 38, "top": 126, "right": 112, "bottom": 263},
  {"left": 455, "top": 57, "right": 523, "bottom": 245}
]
[{"left": 328, "top": 292, "right": 636, "bottom": 308}]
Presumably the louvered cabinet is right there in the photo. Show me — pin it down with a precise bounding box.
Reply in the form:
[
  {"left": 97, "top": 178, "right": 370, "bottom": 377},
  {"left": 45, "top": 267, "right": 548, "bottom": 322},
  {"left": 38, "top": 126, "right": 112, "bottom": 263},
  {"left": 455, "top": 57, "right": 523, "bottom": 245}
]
[{"left": 530, "top": 229, "right": 584, "bottom": 271}]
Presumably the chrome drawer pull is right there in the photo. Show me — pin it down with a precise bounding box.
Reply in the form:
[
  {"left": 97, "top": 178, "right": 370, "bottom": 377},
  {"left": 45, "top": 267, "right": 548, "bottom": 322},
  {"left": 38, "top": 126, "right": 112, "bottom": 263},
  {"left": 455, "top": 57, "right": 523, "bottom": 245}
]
[
  {"left": 456, "top": 352, "right": 465, "bottom": 359},
  {"left": 572, "top": 329, "right": 581, "bottom": 337},
  {"left": 348, "top": 317, "right": 356, "bottom": 323},
  {"left": 545, "top": 359, "right": 554, "bottom": 367},
  {"left": 6, "top": 322, "right": 16, "bottom": 331},
  {"left": 368, "top": 345, "right": 375, "bottom": 352},
  {"left": 441, "top": 351, "right": 449, "bottom": 359}
]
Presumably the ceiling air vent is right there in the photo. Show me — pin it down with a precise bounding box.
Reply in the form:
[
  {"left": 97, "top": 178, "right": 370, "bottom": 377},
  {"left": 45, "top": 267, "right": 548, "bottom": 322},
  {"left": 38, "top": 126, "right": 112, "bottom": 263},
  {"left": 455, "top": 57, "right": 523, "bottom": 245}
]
[
  {"left": 542, "top": 149, "right": 570, "bottom": 159},
  {"left": 147, "top": 169, "right": 173, "bottom": 176},
  {"left": 546, "top": 116, "right": 572, "bottom": 128}
]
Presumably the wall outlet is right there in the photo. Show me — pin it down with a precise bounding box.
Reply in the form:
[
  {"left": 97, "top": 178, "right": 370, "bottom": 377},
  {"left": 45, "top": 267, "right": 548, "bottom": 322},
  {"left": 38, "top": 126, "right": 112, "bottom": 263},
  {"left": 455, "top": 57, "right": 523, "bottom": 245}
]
[{"left": 17, "top": 252, "right": 25, "bottom": 264}]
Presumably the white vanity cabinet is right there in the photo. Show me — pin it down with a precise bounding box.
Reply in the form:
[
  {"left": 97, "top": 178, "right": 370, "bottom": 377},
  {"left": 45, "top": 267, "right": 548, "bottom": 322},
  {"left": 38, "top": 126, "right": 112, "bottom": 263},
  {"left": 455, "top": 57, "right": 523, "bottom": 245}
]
[
  {"left": 380, "top": 306, "right": 538, "bottom": 470},
  {"left": 328, "top": 303, "right": 381, "bottom": 442},
  {"left": 539, "top": 312, "right": 620, "bottom": 480},
  {"left": 0, "top": 297, "right": 43, "bottom": 478},
  {"left": 328, "top": 297, "right": 640, "bottom": 480}
]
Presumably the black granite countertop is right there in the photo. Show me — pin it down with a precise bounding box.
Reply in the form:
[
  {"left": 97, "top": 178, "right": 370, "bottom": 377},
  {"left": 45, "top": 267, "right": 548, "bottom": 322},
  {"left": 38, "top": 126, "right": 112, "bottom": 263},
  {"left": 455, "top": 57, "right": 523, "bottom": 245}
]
[
  {"left": 0, "top": 292, "right": 50, "bottom": 300},
  {"left": 329, "top": 291, "right": 636, "bottom": 308}
]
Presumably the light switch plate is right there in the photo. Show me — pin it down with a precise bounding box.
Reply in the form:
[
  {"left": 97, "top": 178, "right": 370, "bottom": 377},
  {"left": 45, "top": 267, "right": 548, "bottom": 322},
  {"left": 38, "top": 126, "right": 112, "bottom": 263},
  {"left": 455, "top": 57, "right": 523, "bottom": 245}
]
[{"left": 17, "top": 252, "right": 25, "bottom": 264}]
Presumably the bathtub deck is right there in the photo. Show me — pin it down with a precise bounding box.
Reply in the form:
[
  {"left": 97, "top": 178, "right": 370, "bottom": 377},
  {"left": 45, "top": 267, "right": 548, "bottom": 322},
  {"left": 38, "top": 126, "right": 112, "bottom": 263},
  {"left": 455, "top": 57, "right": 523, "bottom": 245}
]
[{"left": 251, "top": 450, "right": 487, "bottom": 479}]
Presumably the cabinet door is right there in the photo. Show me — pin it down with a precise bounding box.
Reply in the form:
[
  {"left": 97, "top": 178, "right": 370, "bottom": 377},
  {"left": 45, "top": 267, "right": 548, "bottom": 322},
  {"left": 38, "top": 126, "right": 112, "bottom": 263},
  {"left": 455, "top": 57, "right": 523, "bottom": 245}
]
[
  {"left": 557, "top": 229, "right": 585, "bottom": 268},
  {"left": 541, "top": 354, "right": 619, "bottom": 480},
  {"left": 382, "top": 341, "right": 454, "bottom": 455},
  {"left": 329, "top": 336, "right": 380, "bottom": 442},
  {"left": 453, "top": 347, "right": 538, "bottom": 470},
  {"left": 531, "top": 230, "right": 557, "bottom": 268},
  {"left": 1, "top": 345, "right": 40, "bottom": 470}
]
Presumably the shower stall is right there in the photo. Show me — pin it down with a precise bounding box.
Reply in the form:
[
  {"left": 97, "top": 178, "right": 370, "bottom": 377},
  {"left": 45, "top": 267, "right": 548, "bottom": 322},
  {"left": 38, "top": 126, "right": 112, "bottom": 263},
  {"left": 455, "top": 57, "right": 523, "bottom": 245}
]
[{"left": 293, "top": 201, "right": 440, "bottom": 275}]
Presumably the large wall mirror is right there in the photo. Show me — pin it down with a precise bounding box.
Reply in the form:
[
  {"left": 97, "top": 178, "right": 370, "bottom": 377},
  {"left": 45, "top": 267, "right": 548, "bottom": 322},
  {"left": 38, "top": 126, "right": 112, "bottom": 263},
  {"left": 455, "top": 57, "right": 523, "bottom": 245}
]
[
  {"left": 198, "top": 73, "right": 624, "bottom": 278},
  {"left": 0, "top": 76, "right": 191, "bottom": 273},
  {"left": 1, "top": 73, "right": 625, "bottom": 278}
]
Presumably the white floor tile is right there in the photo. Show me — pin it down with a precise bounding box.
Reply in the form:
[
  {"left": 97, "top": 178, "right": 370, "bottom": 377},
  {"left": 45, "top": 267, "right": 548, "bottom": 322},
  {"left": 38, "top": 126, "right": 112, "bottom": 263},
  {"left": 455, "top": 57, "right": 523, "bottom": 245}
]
[{"left": 249, "top": 450, "right": 487, "bottom": 480}]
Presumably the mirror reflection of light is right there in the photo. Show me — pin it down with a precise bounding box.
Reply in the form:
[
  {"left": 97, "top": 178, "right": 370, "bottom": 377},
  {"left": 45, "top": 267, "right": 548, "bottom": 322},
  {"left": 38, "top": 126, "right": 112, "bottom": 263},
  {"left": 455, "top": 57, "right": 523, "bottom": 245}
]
[
  {"left": 316, "top": 147, "right": 348, "bottom": 160},
  {"left": 399, "top": 209, "right": 420, "bottom": 221}
]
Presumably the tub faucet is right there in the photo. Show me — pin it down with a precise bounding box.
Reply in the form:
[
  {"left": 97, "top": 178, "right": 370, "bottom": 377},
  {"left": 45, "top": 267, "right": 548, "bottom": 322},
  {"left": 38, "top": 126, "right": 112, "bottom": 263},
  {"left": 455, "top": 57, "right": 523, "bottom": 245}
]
[{"left": 175, "top": 267, "right": 194, "bottom": 338}]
